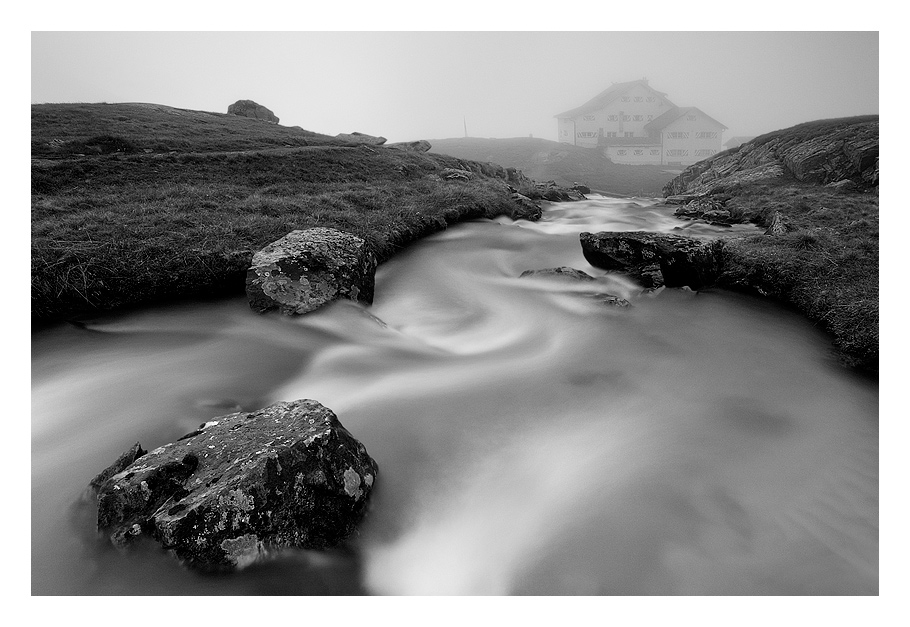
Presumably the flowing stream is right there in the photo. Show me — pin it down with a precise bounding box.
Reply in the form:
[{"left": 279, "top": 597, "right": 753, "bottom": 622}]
[{"left": 31, "top": 197, "right": 878, "bottom": 595}]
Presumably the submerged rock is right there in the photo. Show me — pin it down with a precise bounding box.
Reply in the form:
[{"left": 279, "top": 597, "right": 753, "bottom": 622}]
[
  {"left": 89, "top": 399, "right": 378, "bottom": 571},
  {"left": 519, "top": 266, "right": 597, "bottom": 281},
  {"left": 519, "top": 267, "right": 631, "bottom": 307},
  {"left": 580, "top": 231, "right": 724, "bottom": 290},
  {"left": 246, "top": 227, "right": 377, "bottom": 315}
]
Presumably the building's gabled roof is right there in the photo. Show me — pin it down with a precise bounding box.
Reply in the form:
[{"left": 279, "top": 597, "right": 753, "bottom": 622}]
[
  {"left": 554, "top": 79, "right": 673, "bottom": 119},
  {"left": 644, "top": 106, "right": 727, "bottom": 132}
]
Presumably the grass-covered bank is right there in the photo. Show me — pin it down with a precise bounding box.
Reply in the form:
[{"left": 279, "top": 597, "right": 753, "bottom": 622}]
[
  {"left": 716, "top": 183, "right": 878, "bottom": 372},
  {"left": 661, "top": 116, "right": 879, "bottom": 373},
  {"left": 32, "top": 104, "right": 544, "bottom": 323}
]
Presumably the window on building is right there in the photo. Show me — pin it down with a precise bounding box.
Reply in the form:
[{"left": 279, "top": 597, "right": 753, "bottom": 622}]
[
  {"left": 583, "top": 115, "right": 596, "bottom": 121},
  {"left": 606, "top": 132, "right": 617, "bottom": 138},
  {"left": 634, "top": 149, "right": 643, "bottom": 155},
  {"left": 687, "top": 115, "right": 697, "bottom": 121},
  {"left": 617, "top": 150, "right": 627, "bottom": 155},
  {"left": 634, "top": 97, "right": 642, "bottom": 102},
  {"left": 624, "top": 132, "right": 634, "bottom": 138},
  {"left": 667, "top": 132, "right": 690, "bottom": 139},
  {"left": 646, "top": 97, "right": 655, "bottom": 102},
  {"left": 694, "top": 149, "right": 717, "bottom": 156},
  {"left": 576, "top": 131, "right": 598, "bottom": 138},
  {"left": 607, "top": 114, "right": 618, "bottom": 121},
  {"left": 632, "top": 115, "right": 643, "bottom": 121},
  {"left": 650, "top": 149, "right": 660, "bottom": 155},
  {"left": 666, "top": 149, "right": 689, "bottom": 156},
  {"left": 647, "top": 115, "right": 653, "bottom": 120},
  {"left": 695, "top": 131, "right": 718, "bottom": 139},
  {"left": 622, "top": 115, "right": 631, "bottom": 121},
  {"left": 561, "top": 130, "right": 568, "bottom": 137},
  {"left": 621, "top": 97, "right": 630, "bottom": 102}
]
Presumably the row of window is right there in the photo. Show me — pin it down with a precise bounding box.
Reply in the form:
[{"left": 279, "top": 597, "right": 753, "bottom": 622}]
[
  {"left": 577, "top": 131, "right": 637, "bottom": 138},
  {"left": 616, "top": 149, "right": 662, "bottom": 156},
  {"left": 605, "top": 114, "right": 653, "bottom": 122},
  {"left": 614, "top": 149, "right": 715, "bottom": 157},
  {"left": 666, "top": 131, "right": 719, "bottom": 139},
  {"left": 620, "top": 96, "right": 657, "bottom": 103}
]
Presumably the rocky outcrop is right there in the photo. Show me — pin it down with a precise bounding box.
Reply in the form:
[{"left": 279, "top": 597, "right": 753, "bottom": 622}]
[
  {"left": 441, "top": 167, "right": 474, "bottom": 181},
  {"left": 509, "top": 193, "right": 543, "bottom": 221},
  {"left": 536, "top": 180, "right": 586, "bottom": 202},
  {"left": 571, "top": 183, "right": 591, "bottom": 195},
  {"left": 246, "top": 227, "right": 377, "bottom": 315},
  {"left": 580, "top": 232, "right": 724, "bottom": 290},
  {"left": 387, "top": 140, "right": 432, "bottom": 152},
  {"left": 663, "top": 116, "right": 878, "bottom": 198},
  {"left": 89, "top": 399, "right": 378, "bottom": 572},
  {"left": 336, "top": 132, "right": 387, "bottom": 145},
  {"left": 227, "top": 100, "right": 279, "bottom": 123}
]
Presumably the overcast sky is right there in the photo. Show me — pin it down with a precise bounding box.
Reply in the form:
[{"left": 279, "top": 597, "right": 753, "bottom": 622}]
[{"left": 31, "top": 30, "right": 879, "bottom": 144}]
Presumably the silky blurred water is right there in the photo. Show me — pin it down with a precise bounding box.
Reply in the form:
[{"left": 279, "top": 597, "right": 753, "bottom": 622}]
[{"left": 31, "top": 197, "right": 878, "bottom": 595}]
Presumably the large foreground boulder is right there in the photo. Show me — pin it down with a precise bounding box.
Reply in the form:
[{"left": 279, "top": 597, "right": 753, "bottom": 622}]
[
  {"left": 580, "top": 231, "right": 724, "bottom": 290},
  {"left": 246, "top": 227, "right": 377, "bottom": 315},
  {"left": 89, "top": 399, "right": 378, "bottom": 571},
  {"left": 227, "top": 99, "right": 279, "bottom": 123}
]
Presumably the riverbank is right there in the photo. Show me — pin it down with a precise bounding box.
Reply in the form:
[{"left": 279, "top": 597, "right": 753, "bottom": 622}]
[
  {"left": 32, "top": 103, "right": 558, "bottom": 323},
  {"left": 32, "top": 104, "right": 878, "bottom": 373},
  {"left": 661, "top": 116, "right": 879, "bottom": 373}
]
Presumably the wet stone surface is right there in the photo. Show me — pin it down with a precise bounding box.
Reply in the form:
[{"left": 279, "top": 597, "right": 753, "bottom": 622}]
[
  {"left": 246, "top": 227, "right": 377, "bottom": 315},
  {"left": 89, "top": 399, "right": 378, "bottom": 571}
]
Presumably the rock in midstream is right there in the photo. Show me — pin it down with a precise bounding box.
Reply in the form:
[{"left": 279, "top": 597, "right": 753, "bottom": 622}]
[
  {"left": 246, "top": 227, "right": 377, "bottom": 315},
  {"left": 89, "top": 399, "right": 378, "bottom": 571},
  {"left": 580, "top": 231, "right": 724, "bottom": 290}
]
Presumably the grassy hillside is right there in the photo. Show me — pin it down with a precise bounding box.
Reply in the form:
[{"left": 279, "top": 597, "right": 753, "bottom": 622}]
[
  {"left": 31, "top": 104, "right": 545, "bottom": 323},
  {"left": 31, "top": 102, "right": 344, "bottom": 157},
  {"left": 429, "top": 137, "right": 677, "bottom": 196}
]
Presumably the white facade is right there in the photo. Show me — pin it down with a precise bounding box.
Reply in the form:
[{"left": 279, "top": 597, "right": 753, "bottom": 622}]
[
  {"left": 657, "top": 112, "right": 724, "bottom": 166},
  {"left": 556, "top": 82, "right": 674, "bottom": 149},
  {"left": 556, "top": 80, "right": 726, "bottom": 165}
]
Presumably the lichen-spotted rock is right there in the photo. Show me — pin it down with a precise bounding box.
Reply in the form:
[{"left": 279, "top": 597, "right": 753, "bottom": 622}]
[
  {"left": 246, "top": 227, "right": 377, "bottom": 315},
  {"left": 89, "top": 399, "right": 378, "bottom": 571}
]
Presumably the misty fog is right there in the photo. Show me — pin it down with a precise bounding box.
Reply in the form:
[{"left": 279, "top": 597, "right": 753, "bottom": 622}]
[{"left": 31, "top": 31, "right": 878, "bottom": 144}]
